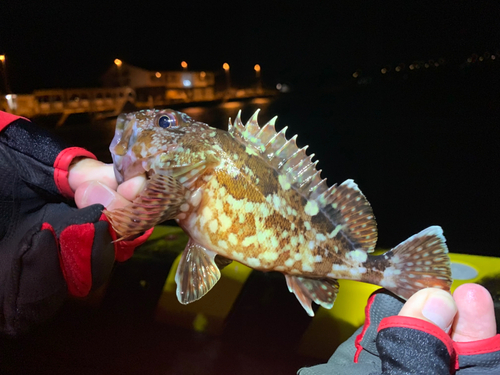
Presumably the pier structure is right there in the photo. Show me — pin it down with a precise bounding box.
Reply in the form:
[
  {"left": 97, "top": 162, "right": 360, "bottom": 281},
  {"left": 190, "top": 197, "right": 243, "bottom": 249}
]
[{"left": 1, "top": 87, "right": 135, "bottom": 126}]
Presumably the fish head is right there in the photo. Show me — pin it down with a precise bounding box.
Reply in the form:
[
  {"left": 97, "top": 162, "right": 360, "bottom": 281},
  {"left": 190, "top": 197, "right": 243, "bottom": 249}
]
[{"left": 110, "top": 108, "right": 207, "bottom": 183}]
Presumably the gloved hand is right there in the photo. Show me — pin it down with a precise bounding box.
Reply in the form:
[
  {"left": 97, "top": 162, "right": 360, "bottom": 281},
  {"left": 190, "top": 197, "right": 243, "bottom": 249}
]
[
  {"left": 0, "top": 112, "right": 151, "bottom": 336},
  {"left": 298, "top": 284, "right": 500, "bottom": 375}
]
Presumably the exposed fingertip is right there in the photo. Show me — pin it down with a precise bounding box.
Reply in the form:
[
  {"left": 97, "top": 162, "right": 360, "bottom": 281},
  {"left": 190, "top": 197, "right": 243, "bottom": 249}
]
[
  {"left": 421, "top": 290, "right": 457, "bottom": 332},
  {"left": 452, "top": 283, "right": 497, "bottom": 342},
  {"left": 75, "top": 181, "right": 115, "bottom": 209},
  {"left": 117, "top": 174, "right": 146, "bottom": 201},
  {"left": 399, "top": 288, "right": 457, "bottom": 332}
]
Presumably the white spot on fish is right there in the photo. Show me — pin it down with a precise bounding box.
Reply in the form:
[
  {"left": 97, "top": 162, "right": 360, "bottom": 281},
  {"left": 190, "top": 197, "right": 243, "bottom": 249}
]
[
  {"left": 271, "top": 237, "right": 279, "bottom": 248},
  {"left": 273, "top": 195, "right": 281, "bottom": 209},
  {"left": 245, "top": 146, "right": 258, "bottom": 156},
  {"left": 316, "top": 233, "right": 327, "bottom": 242},
  {"left": 302, "top": 264, "right": 313, "bottom": 272},
  {"left": 278, "top": 175, "right": 291, "bottom": 190},
  {"left": 218, "top": 240, "right": 228, "bottom": 249},
  {"left": 244, "top": 202, "right": 254, "bottom": 213},
  {"left": 209, "top": 219, "right": 218, "bottom": 233},
  {"left": 200, "top": 206, "right": 213, "bottom": 227},
  {"left": 242, "top": 235, "right": 256, "bottom": 247},
  {"left": 328, "top": 225, "right": 343, "bottom": 238},
  {"left": 260, "top": 251, "right": 279, "bottom": 262},
  {"left": 219, "top": 213, "right": 232, "bottom": 231},
  {"left": 228, "top": 233, "right": 238, "bottom": 245},
  {"left": 233, "top": 252, "right": 245, "bottom": 261},
  {"left": 347, "top": 249, "right": 368, "bottom": 263},
  {"left": 304, "top": 200, "right": 319, "bottom": 216},
  {"left": 190, "top": 189, "right": 203, "bottom": 207}
]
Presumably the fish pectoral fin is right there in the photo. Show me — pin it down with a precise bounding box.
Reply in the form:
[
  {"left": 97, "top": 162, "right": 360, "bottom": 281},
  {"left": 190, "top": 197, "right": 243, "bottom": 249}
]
[
  {"left": 285, "top": 275, "right": 339, "bottom": 317},
  {"left": 105, "top": 173, "right": 188, "bottom": 240},
  {"left": 169, "top": 158, "right": 219, "bottom": 187},
  {"left": 175, "top": 239, "right": 221, "bottom": 304},
  {"left": 214, "top": 255, "right": 233, "bottom": 270}
]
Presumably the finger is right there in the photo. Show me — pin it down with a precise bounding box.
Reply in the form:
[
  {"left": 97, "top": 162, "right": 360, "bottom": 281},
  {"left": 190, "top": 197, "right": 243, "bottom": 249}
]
[
  {"left": 74, "top": 180, "right": 132, "bottom": 210},
  {"left": 117, "top": 174, "right": 146, "bottom": 201},
  {"left": 451, "top": 283, "right": 497, "bottom": 342},
  {"left": 398, "top": 288, "right": 457, "bottom": 332},
  {"left": 68, "top": 159, "right": 118, "bottom": 192}
]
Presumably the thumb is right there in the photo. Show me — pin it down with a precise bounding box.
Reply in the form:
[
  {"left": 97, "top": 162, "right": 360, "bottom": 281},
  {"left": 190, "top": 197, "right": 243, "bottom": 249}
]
[
  {"left": 74, "top": 181, "right": 132, "bottom": 211},
  {"left": 398, "top": 288, "right": 458, "bottom": 333},
  {"left": 451, "top": 283, "right": 497, "bottom": 342}
]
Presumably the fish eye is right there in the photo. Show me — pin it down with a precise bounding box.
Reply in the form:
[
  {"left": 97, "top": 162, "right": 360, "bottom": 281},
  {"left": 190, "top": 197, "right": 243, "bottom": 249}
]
[{"left": 157, "top": 113, "right": 177, "bottom": 128}]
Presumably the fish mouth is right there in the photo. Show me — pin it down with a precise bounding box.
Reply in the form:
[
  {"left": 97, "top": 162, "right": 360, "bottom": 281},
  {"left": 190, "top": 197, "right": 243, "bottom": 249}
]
[
  {"left": 110, "top": 112, "right": 158, "bottom": 184},
  {"left": 110, "top": 112, "right": 138, "bottom": 184},
  {"left": 109, "top": 111, "right": 177, "bottom": 185}
]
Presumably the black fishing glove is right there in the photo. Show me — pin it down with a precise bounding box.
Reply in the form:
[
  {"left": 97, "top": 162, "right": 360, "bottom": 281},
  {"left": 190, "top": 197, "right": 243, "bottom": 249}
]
[
  {"left": 298, "top": 289, "right": 500, "bottom": 375},
  {"left": 0, "top": 112, "right": 151, "bottom": 336}
]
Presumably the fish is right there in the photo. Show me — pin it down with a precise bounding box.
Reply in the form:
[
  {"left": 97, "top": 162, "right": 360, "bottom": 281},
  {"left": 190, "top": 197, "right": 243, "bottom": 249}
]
[{"left": 105, "top": 108, "right": 452, "bottom": 316}]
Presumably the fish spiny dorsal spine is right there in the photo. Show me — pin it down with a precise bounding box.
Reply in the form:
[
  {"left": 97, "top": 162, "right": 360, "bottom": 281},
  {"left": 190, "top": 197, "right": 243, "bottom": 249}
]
[{"left": 228, "top": 110, "right": 379, "bottom": 254}]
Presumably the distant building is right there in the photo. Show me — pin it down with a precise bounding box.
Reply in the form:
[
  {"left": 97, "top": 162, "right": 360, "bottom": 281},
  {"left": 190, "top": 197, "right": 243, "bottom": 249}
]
[{"left": 101, "top": 62, "right": 215, "bottom": 103}]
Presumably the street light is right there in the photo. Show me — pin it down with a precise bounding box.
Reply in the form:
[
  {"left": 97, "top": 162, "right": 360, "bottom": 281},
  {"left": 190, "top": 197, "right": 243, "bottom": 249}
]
[
  {"left": 223, "top": 63, "right": 231, "bottom": 93},
  {"left": 114, "top": 59, "right": 123, "bottom": 86},
  {"left": 254, "top": 64, "right": 262, "bottom": 92},
  {"left": 0, "top": 54, "right": 11, "bottom": 94},
  {"left": 181, "top": 61, "right": 188, "bottom": 70}
]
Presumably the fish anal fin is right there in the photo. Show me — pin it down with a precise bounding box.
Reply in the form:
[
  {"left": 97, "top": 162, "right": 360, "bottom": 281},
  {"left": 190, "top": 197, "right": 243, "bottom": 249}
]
[
  {"left": 285, "top": 275, "right": 339, "bottom": 317},
  {"left": 368, "top": 226, "right": 452, "bottom": 299},
  {"left": 175, "top": 239, "right": 221, "bottom": 304},
  {"left": 105, "top": 173, "right": 187, "bottom": 239},
  {"left": 321, "top": 179, "right": 378, "bottom": 253}
]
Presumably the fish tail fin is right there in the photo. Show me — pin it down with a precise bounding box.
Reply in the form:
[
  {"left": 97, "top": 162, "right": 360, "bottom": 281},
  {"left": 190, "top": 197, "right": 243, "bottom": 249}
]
[{"left": 364, "top": 226, "right": 452, "bottom": 299}]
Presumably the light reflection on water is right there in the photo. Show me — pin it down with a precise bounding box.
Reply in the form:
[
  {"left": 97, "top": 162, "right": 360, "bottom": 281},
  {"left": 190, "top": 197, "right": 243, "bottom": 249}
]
[{"left": 179, "top": 99, "right": 274, "bottom": 131}]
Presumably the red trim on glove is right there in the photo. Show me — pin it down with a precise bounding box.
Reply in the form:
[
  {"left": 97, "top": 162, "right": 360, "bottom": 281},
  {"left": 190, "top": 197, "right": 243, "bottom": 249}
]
[
  {"left": 41, "top": 222, "right": 56, "bottom": 236},
  {"left": 99, "top": 213, "right": 153, "bottom": 262},
  {"left": 0, "top": 111, "right": 30, "bottom": 132},
  {"left": 379, "top": 315, "right": 457, "bottom": 369},
  {"left": 53, "top": 147, "right": 97, "bottom": 198},
  {"left": 455, "top": 334, "right": 500, "bottom": 356},
  {"left": 58, "top": 223, "right": 95, "bottom": 297},
  {"left": 354, "top": 292, "right": 377, "bottom": 363}
]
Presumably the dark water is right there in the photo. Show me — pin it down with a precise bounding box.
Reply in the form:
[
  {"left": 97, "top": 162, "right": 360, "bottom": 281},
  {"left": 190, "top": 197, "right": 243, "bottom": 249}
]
[{"left": 50, "top": 79, "right": 499, "bottom": 257}]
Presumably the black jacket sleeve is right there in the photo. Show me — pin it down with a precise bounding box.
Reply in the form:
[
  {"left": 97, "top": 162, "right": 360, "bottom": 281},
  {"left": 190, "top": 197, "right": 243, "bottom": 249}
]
[{"left": 0, "top": 112, "right": 151, "bottom": 336}]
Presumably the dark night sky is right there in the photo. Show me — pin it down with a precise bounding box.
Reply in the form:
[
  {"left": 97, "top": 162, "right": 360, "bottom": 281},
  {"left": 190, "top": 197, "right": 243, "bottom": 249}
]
[{"left": 1, "top": 0, "right": 499, "bottom": 93}]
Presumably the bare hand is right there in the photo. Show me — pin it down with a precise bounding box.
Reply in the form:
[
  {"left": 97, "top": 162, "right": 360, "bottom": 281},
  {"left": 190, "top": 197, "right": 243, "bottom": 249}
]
[
  {"left": 68, "top": 158, "right": 146, "bottom": 210},
  {"left": 399, "top": 283, "right": 497, "bottom": 342}
]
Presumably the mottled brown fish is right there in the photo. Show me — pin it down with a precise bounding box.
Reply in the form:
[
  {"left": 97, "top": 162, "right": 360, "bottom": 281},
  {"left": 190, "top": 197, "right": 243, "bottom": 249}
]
[{"left": 105, "top": 108, "right": 452, "bottom": 316}]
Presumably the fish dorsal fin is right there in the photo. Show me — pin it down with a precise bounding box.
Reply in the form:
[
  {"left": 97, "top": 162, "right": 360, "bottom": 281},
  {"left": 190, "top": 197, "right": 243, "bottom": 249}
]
[{"left": 228, "top": 110, "right": 378, "bottom": 253}]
